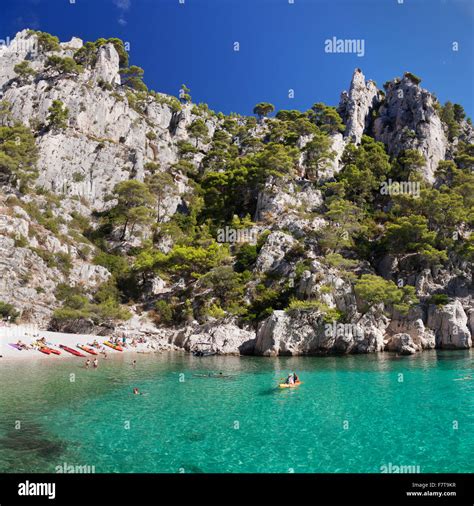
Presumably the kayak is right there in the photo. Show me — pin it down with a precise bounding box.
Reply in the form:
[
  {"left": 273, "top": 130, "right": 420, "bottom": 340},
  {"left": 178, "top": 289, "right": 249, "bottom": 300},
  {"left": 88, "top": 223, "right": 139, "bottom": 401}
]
[
  {"left": 45, "top": 343, "right": 62, "bottom": 355},
  {"left": 42, "top": 346, "right": 61, "bottom": 355},
  {"left": 9, "top": 343, "right": 23, "bottom": 351},
  {"left": 77, "top": 344, "right": 98, "bottom": 355},
  {"left": 104, "top": 341, "right": 123, "bottom": 352},
  {"left": 278, "top": 381, "right": 302, "bottom": 389},
  {"left": 60, "top": 345, "right": 87, "bottom": 357},
  {"left": 38, "top": 347, "right": 51, "bottom": 355}
]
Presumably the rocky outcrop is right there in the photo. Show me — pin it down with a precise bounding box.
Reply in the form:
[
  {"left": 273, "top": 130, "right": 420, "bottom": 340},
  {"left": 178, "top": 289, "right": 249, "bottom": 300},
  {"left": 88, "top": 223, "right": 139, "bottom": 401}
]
[
  {"left": 385, "top": 333, "right": 419, "bottom": 355},
  {"left": 254, "top": 308, "right": 387, "bottom": 356},
  {"left": 255, "top": 177, "right": 324, "bottom": 237},
  {"left": 0, "top": 196, "right": 110, "bottom": 325},
  {"left": 427, "top": 300, "right": 472, "bottom": 349},
  {"left": 387, "top": 311, "right": 435, "bottom": 350},
  {"left": 373, "top": 74, "right": 447, "bottom": 182},
  {"left": 172, "top": 320, "right": 256, "bottom": 355},
  {"left": 338, "top": 68, "right": 381, "bottom": 144},
  {"left": 254, "top": 231, "right": 296, "bottom": 274},
  {"left": 91, "top": 43, "right": 121, "bottom": 85},
  {"left": 0, "top": 31, "right": 201, "bottom": 210},
  {"left": 0, "top": 29, "right": 39, "bottom": 89},
  {"left": 338, "top": 69, "right": 456, "bottom": 184},
  {"left": 254, "top": 310, "right": 320, "bottom": 356}
]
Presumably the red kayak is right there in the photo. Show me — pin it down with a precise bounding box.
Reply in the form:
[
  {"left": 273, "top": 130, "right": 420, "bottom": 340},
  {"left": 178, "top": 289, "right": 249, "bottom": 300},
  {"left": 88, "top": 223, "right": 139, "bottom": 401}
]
[
  {"left": 43, "top": 346, "right": 61, "bottom": 355},
  {"left": 38, "top": 347, "right": 51, "bottom": 355},
  {"left": 60, "top": 345, "right": 87, "bottom": 357}
]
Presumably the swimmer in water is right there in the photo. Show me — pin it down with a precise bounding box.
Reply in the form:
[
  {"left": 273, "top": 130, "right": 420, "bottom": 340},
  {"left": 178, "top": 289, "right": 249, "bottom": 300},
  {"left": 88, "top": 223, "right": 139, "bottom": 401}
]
[{"left": 454, "top": 374, "right": 472, "bottom": 381}]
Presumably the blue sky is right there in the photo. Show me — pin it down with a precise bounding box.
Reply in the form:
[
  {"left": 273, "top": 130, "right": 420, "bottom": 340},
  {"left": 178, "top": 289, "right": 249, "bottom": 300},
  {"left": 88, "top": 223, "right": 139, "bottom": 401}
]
[{"left": 1, "top": 0, "right": 473, "bottom": 117}]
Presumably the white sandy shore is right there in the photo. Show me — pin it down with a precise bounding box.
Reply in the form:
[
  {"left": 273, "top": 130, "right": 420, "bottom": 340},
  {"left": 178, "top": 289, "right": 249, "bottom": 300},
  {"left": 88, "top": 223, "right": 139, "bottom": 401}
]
[{"left": 0, "top": 324, "right": 158, "bottom": 361}]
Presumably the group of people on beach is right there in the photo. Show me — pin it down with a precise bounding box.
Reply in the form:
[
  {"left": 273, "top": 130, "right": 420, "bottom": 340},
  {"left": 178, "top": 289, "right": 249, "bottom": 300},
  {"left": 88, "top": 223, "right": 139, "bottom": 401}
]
[
  {"left": 15, "top": 339, "right": 32, "bottom": 350},
  {"left": 15, "top": 337, "right": 48, "bottom": 350}
]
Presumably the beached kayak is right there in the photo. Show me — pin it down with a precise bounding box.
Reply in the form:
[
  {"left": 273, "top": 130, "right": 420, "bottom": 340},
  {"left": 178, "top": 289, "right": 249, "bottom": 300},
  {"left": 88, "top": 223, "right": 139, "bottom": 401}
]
[
  {"left": 9, "top": 343, "right": 23, "bottom": 351},
  {"left": 77, "top": 344, "right": 98, "bottom": 355},
  {"left": 42, "top": 346, "right": 61, "bottom": 355},
  {"left": 38, "top": 347, "right": 51, "bottom": 355},
  {"left": 104, "top": 341, "right": 123, "bottom": 352},
  {"left": 60, "top": 345, "right": 87, "bottom": 357},
  {"left": 278, "top": 381, "right": 302, "bottom": 388},
  {"left": 44, "top": 343, "right": 61, "bottom": 355}
]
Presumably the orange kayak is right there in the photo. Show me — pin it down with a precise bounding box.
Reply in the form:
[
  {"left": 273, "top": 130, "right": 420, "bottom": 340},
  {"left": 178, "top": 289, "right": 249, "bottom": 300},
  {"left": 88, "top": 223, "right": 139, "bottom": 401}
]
[{"left": 78, "top": 344, "right": 98, "bottom": 355}]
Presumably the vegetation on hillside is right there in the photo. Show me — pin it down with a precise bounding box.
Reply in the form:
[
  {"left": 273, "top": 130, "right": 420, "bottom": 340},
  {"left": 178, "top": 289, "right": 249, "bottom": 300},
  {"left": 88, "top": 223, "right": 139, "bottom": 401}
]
[{"left": 3, "top": 31, "right": 473, "bottom": 328}]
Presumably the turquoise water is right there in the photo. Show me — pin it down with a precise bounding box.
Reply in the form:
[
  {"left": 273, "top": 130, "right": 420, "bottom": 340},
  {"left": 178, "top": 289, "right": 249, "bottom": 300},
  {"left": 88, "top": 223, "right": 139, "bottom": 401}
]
[{"left": 0, "top": 350, "right": 472, "bottom": 473}]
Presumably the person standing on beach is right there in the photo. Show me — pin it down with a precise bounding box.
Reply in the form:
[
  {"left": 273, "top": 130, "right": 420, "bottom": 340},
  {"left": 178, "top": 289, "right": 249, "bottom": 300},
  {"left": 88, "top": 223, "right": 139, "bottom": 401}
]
[
  {"left": 93, "top": 358, "right": 98, "bottom": 368},
  {"left": 85, "top": 359, "right": 91, "bottom": 368}
]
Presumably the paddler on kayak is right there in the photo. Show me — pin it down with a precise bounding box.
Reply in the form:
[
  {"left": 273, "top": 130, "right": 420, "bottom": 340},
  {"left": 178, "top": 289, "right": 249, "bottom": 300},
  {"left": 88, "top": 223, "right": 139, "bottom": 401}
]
[{"left": 285, "top": 372, "right": 299, "bottom": 385}]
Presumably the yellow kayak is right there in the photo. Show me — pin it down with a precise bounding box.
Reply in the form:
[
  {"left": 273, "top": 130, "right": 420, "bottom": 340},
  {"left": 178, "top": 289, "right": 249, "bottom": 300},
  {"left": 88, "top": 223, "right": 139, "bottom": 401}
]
[
  {"left": 103, "top": 341, "right": 123, "bottom": 352},
  {"left": 279, "top": 381, "right": 302, "bottom": 388}
]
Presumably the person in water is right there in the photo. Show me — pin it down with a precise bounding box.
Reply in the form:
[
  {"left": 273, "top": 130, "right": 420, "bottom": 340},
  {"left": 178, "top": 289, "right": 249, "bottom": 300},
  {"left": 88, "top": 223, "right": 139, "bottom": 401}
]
[
  {"left": 85, "top": 359, "right": 91, "bottom": 368},
  {"left": 93, "top": 358, "right": 98, "bottom": 368},
  {"left": 133, "top": 388, "right": 140, "bottom": 395}
]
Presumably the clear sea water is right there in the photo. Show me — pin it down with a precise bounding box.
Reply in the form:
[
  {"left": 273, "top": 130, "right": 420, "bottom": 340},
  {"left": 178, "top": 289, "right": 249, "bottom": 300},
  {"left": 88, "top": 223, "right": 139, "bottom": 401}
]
[{"left": 0, "top": 350, "right": 472, "bottom": 473}]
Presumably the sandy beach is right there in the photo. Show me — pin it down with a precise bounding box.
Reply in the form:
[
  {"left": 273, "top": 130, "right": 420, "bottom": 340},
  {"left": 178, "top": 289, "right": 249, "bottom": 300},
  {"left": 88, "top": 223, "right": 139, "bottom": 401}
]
[{"left": 0, "top": 324, "right": 159, "bottom": 361}]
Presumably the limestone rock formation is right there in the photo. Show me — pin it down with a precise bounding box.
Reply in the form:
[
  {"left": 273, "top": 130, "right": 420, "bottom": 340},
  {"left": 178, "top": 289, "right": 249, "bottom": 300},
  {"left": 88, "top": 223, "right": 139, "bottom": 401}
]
[
  {"left": 173, "top": 320, "right": 256, "bottom": 355},
  {"left": 254, "top": 231, "right": 296, "bottom": 274},
  {"left": 338, "top": 68, "right": 381, "bottom": 144},
  {"left": 385, "top": 333, "right": 419, "bottom": 355},
  {"left": 373, "top": 74, "right": 448, "bottom": 182},
  {"left": 427, "top": 300, "right": 472, "bottom": 349},
  {"left": 254, "top": 307, "right": 388, "bottom": 356}
]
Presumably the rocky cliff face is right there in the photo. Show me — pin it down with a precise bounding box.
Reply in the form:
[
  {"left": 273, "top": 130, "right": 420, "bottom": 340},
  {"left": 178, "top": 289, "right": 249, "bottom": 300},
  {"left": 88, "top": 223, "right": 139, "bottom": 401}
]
[
  {"left": 2, "top": 38, "right": 184, "bottom": 210},
  {"left": 0, "top": 30, "right": 210, "bottom": 322},
  {"left": 338, "top": 68, "right": 381, "bottom": 144},
  {"left": 373, "top": 75, "right": 448, "bottom": 182},
  {"left": 0, "top": 30, "right": 472, "bottom": 356}
]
